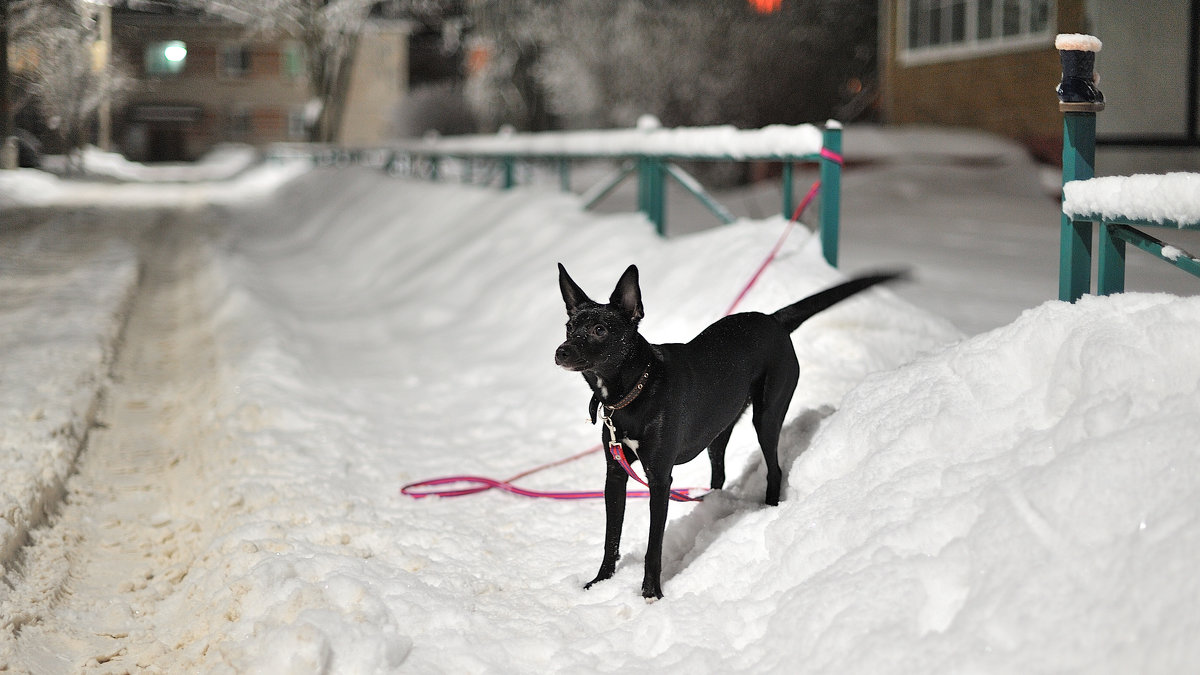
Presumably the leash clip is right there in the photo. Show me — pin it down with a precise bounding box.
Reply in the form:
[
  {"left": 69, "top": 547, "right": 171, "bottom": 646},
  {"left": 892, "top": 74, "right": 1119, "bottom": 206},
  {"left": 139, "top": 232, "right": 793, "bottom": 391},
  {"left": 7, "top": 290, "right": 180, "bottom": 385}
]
[{"left": 599, "top": 407, "right": 618, "bottom": 449}]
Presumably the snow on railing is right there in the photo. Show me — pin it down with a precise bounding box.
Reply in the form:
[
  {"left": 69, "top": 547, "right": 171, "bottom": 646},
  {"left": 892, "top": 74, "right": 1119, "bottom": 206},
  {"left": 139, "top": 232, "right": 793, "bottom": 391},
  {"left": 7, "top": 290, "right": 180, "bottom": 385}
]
[
  {"left": 392, "top": 121, "right": 827, "bottom": 160},
  {"left": 1063, "top": 173, "right": 1200, "bottom": 228}
]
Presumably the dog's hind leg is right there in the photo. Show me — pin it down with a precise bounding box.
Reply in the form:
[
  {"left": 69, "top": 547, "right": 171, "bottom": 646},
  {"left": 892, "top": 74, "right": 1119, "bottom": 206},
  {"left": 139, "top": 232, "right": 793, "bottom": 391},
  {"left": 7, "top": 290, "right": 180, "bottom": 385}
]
[
  {"left": 752, "top": 372, "right": 797, "bottom": 506},
  {"left": 707, "top": 423, "right": 736, "bottom": 490},
  {"left": 752, "top": 412, "right": 784, "bottom": 506}
]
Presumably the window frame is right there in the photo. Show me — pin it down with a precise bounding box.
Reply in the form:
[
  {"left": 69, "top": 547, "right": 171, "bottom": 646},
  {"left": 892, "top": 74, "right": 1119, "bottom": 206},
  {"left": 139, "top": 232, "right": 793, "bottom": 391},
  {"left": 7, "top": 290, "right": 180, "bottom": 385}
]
[
  {"left": 219, "top": 43, "right": 253, "bottom": 79},
  {"left": 898, "top": 0, "right": 1056, "bottom": 66},
  {"left": 287, "top": 106, "right": 308, "bottom": 140},
  {"left": 227, "top": 104, "right": 253, "bottom": 137}
]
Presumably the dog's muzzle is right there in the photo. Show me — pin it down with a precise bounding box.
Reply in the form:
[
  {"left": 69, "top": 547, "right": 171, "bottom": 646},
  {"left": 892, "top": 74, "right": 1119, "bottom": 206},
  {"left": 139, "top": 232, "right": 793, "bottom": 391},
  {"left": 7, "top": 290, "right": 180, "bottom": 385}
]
[{"left": 555, "top": 343, "right": 589, "bottom": 371}]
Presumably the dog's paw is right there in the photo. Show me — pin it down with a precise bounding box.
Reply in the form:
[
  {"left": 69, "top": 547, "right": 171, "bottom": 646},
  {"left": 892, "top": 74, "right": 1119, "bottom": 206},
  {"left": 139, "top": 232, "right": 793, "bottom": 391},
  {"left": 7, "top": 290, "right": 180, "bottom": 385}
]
[{"left": 584, "top": 573, "right": 612, "bottom": 591}]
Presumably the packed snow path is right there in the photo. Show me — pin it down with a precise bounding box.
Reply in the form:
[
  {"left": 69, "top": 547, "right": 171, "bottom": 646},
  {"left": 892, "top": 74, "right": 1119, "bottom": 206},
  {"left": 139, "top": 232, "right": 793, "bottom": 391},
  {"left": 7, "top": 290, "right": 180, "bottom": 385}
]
[{"left": 2, "top": 212, "right": 234, "bottom": 671}]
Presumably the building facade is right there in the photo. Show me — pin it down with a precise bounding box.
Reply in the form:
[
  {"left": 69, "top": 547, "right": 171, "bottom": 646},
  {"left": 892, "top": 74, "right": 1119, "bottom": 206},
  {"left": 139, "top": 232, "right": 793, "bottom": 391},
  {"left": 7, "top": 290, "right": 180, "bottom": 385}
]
[
  {"left": 111, "top": 6, "right": 408, "bottom": 162},
  {"left": 879, "top": 0, "right": 1200, "bottom": 162}
]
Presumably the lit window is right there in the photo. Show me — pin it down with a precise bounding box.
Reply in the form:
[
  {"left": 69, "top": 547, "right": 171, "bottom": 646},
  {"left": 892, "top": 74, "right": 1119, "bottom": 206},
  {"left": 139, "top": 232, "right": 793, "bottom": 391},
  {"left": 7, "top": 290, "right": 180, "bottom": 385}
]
[
  {"left": 902, "top": 0, "right": 1054, "bottom": 63},
  {"left": 221, "top": 44, "right": 252, "bottom": 78},
  {"left": 146, "top": 40, "right": 187, "bottom": 76},
  {"left": 282, "top": 41, "right": 306, "bottom": 80}
]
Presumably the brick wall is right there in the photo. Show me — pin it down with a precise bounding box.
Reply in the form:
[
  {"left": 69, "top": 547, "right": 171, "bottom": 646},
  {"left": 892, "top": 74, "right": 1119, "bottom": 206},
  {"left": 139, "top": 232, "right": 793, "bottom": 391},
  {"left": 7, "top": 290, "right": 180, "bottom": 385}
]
[{"left": 881, "top": 0, "right": 1089, "bottom": 161}]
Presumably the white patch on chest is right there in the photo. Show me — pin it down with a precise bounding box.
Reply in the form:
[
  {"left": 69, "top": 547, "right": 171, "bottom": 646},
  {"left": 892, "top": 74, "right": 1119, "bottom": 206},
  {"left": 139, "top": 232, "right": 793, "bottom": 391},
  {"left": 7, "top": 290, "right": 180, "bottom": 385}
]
[
  {"left": 620, "top": 438, "right": 639, "bottom": 451},
  {"left": 595, "top": 376, "right": 608, "bottom": 399}
]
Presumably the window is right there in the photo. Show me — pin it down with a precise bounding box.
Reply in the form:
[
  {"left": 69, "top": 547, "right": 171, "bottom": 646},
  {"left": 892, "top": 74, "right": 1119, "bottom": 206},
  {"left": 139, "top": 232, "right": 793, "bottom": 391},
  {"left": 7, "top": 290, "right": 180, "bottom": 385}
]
[
  {"left": 281, "top": 41, "right": 306, "bottom": 80},
  {"left": 287, "top": 106, "right": 308, "bottom": 139},
  {"left": 227, "top": 105, "right": 253, "bottom": 136},
  {"left": 221, "top": 44, "right": 252, "bottom": 78},
  {"left": 145, "top": 40, "right": 187, "bottom": 77},
  {"left": 901, "top": 0, "right": 1054, "bottom": 63}
]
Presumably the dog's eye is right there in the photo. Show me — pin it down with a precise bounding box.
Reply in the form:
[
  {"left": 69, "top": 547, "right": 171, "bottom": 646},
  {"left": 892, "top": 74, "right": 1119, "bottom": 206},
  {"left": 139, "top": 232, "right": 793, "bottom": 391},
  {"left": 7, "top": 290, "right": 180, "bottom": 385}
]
[{"left": 591, "top": 324, "right": 608, "bottom": 339}]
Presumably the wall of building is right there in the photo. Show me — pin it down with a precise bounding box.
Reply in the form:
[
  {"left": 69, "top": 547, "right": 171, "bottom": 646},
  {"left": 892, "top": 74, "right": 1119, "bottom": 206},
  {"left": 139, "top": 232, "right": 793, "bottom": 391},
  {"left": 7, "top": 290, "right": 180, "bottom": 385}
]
[
  {"left": 1090, "top": 0, "right": 1196, "bottom": 140},
  {"left": 114, "top": 14, "right": 311, "bottom": 161},
  {"left": 880, "top": 1, "right": 1089, "bottom": 160},
  {"left": 337, "top": 22, "right": 410, "bottom": 147}
]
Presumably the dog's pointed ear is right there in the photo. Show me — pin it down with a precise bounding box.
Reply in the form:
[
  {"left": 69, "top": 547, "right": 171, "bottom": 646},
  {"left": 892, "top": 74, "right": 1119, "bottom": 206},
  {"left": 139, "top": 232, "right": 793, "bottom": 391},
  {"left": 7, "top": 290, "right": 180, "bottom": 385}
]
[
  {"left": 609, "top": 264, "right": 644, "bottom": 323},
  {"left": 558, "top": 263, "right": 593, "bottom": 314}
]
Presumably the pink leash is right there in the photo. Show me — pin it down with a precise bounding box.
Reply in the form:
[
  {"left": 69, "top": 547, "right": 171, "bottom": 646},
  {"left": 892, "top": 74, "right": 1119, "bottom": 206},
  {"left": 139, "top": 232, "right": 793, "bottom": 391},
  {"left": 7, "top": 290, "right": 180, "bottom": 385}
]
[{"left": 401, "top": 149, "right": 843, "bottom": 501}]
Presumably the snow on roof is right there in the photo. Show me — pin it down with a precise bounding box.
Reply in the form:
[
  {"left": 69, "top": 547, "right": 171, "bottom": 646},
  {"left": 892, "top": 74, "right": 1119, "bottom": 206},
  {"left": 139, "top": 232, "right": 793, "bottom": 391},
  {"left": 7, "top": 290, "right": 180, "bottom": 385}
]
[
  {"left": 396, "top": 123, "right": 828, "bottom": 160},
  {"left": 1062, "top": 172, "right": 1200, "bottom": 227}
]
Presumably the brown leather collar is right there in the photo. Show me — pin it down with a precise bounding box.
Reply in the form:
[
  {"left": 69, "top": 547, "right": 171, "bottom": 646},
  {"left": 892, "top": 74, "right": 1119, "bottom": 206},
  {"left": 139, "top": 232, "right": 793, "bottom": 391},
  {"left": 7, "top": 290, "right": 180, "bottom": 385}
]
[
  {"left": 590, "top": 366, "right": 652, "bottom": 424},
  {"left": 605, "top": 367, "right": 651, "bottom": 411}
]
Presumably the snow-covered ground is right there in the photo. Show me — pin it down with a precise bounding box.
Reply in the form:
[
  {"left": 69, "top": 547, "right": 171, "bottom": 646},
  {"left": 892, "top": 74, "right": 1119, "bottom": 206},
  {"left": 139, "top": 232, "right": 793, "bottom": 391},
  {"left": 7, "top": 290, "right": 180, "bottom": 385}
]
[{"left": 2, "top": 128, "right": 1199, "bottom": 673}]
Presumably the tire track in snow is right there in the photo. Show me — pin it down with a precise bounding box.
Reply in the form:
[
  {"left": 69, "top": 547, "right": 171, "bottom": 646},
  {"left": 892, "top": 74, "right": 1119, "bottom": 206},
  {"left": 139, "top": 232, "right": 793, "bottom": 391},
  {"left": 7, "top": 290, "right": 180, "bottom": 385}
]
[{"left": 1, "top": 212, "right": 234, "bottom": 672}]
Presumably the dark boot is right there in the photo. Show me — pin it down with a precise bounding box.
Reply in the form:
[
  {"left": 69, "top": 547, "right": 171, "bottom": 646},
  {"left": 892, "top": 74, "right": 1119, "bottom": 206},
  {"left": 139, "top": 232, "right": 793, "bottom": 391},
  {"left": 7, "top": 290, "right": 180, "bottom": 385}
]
[{"left": 1056, "top": 36, "right": 1104, "bottom": 111}]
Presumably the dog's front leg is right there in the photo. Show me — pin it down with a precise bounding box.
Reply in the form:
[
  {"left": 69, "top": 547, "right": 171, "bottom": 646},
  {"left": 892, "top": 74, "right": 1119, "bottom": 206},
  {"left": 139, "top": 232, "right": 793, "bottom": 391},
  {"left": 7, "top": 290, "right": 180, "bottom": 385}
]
[
  {"left": 640, "top": 467, "right": 672, "bottom": 600},
  {"left": 586, "top": 456, "right": 629, "bottom": 590}
]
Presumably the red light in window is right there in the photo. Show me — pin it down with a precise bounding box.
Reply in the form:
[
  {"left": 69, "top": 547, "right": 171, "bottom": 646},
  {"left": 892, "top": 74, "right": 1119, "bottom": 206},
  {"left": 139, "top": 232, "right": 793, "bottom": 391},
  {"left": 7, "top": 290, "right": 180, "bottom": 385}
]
[{"left": 748, "top": 0, "right": 782, "bottom": 13}]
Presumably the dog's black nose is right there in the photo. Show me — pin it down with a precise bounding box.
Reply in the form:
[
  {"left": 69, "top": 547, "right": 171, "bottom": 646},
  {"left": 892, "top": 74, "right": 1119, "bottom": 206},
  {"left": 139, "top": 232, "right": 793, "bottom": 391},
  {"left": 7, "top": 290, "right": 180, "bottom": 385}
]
[
  {"left": 555, "top": 345, "right": 572, "bottom": 365},
  {"left": 555, "top": 344, "right": 587, "bottom": 370}
]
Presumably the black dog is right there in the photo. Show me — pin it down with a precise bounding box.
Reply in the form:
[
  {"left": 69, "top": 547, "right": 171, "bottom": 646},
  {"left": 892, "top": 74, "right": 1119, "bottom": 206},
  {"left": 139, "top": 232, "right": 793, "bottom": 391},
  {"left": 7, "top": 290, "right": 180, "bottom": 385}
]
[{"left": 555, "top": 263, "right": 902, "bottom": 599}]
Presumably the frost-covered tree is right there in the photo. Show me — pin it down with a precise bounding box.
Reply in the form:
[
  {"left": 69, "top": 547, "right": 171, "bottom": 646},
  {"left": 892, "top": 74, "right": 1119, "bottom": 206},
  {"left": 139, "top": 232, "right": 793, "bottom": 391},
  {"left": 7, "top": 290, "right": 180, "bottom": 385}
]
[
  {"left": 465, "top": 0, "right": 876, "bottom": 132},
  {"left": 8, "top": 0, "right": 132, "bottom": 168}
]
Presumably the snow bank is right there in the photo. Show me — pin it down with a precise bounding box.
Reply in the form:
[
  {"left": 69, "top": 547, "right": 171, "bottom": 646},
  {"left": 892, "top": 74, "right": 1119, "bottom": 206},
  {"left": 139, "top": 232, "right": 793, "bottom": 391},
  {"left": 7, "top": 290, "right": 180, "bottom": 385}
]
[
  {"left": 0, "top": 233, "right": 138, "bottom": 568},
  {"left": 125, "top": 171, "right": 956, "bottom": 672},
  {"left": 0, "top": 157, "right": 310, "bottom": 209},
  {"left": 77, "top": 144, "right": 260, "bottom": 183},
  {"left": 5, "top": 155, "right": 1200, "bottom": 672},
  {"left": 777, "top": 292, "right": 1200, "bottom": 672},
  {"left": 111, "top": 169, "right": 1199, "bottom": 672},
  {"left": 1063, "top": 172, "right": 1200, "bottom": 226},
  {"left": 400, "top": 122, "right": 826, "bottom": 159}
]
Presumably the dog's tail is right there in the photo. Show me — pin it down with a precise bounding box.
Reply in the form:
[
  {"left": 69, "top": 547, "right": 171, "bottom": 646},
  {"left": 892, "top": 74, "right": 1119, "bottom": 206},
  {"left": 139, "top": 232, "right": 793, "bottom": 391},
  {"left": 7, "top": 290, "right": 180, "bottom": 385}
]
[{"left": 771, "top": 271, "right": 907, "bottom": 333}]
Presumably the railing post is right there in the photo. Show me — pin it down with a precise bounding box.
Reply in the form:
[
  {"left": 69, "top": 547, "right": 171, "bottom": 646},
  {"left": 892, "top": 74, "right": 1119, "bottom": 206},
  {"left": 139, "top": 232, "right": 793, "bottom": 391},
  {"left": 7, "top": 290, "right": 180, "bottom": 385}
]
[
  {"left": 819, "top": 122, "right": 842, "bottom": 267},
  {"left": 637, "top": 156, "right": 667, "bottom": 236},
  {"left": 502, "top": 156, "right": 516, "bottom": 189},
  {"left": 559, "top": 159, "right": 571, "bottom": 192},
  {"left": 1057, "top": 33, "right": 1106, "bottom": 301},
  {"left": 781, "top": 161, "right": 794, "bottom": 219},
  {"left": 1097, "top": 221, "right": 1126, "bottom": 294},
  {"left": 429, "top": 155, "right": 440, "bottom": 181},
  {"left": 1060, "top": 112, "right": 1096, "bottom": 301}
]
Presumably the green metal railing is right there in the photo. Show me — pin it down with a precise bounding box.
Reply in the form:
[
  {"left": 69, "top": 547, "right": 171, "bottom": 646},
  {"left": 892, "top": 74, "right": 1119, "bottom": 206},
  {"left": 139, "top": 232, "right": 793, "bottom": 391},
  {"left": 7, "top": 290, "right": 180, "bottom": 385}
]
[
  {"left": 384, "top": 122, "right": 844, "bottom": 267},
  {"left": 1058, "top": 111, "right": 1200, "bottom": 301}
]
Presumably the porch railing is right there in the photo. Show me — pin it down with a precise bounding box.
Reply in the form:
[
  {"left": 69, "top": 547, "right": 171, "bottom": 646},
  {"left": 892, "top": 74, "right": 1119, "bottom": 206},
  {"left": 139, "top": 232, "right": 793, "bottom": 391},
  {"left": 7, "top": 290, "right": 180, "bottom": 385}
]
[{"left": 380, "top": 121, "right": 845, "bottom": 267}]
